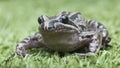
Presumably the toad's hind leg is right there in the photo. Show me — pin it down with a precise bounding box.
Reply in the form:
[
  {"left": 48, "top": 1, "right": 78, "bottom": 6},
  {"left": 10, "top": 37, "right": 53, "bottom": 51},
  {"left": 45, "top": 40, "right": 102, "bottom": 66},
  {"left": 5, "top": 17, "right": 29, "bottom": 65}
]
[
  {"left": 86, "top": 20, "right": 111, "bottom": 47},
  {"left": 74, "top": 31, "right": 102, "bottom": 56},
  {"left": 16, "top": 32, "right": 45, "bottom": 58}
]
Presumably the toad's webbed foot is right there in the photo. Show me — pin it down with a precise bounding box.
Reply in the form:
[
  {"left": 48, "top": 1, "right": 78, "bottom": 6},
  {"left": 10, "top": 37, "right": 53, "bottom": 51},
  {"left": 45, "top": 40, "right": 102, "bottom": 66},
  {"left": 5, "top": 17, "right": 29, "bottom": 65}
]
[
  {"left": 72, "top": 52, "right": 95, "bottom": 56},
  {"left": 16, "top": 32, "right": 45, "bottom": 58}
]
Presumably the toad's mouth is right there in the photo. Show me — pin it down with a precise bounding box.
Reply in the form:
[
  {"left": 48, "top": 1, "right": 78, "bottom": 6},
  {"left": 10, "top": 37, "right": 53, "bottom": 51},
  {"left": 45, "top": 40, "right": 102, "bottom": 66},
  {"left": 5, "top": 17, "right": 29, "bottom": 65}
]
[{"left": 41, "top": 22, "right": 81, "bottom": 33}]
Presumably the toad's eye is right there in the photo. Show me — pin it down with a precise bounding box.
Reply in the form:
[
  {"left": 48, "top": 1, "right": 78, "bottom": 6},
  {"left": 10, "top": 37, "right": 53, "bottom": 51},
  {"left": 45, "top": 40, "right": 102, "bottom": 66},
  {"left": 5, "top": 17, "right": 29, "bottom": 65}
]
[
  {"left": 60, "top": 16, "right": 69, "bottom": 24},
  {"left": 38, "top": 16, "right": 44, "bottom": 24}
]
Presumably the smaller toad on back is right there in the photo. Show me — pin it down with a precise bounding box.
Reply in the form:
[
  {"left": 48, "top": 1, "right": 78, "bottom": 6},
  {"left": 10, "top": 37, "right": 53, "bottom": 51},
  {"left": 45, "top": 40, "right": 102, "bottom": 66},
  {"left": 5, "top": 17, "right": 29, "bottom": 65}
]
[{"left": 16, "top": 11, "right": 111, "bottom": 57}]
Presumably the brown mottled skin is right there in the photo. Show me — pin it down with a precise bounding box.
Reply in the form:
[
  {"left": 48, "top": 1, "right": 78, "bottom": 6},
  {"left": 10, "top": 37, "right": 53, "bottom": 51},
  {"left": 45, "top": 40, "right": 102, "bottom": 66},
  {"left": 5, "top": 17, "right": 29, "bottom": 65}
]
[{"left": 16, "top": 11, "right": 111, "bottom": 57}]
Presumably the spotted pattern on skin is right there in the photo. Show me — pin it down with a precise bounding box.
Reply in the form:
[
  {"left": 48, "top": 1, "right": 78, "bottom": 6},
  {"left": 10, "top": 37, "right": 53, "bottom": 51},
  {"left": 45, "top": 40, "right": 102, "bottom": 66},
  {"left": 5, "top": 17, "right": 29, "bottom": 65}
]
[{"left": 16, "top": 11, "right": 111, "bottom": 57}]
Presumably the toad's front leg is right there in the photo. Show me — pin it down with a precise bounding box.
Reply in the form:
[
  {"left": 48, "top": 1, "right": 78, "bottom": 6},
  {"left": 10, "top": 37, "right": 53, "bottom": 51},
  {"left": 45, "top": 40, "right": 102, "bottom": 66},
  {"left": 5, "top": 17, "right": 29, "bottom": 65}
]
[
  {"left": 16, "top": 32, "right": 45, "bottom": 58},
  {"left": 76, "top": 31, "right": 102, "bottom": 56}
]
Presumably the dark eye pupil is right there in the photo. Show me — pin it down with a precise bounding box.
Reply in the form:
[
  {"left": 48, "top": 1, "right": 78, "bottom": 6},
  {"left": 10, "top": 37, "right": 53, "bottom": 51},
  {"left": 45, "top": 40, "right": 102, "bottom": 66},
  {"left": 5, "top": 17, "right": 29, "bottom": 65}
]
[
  {"left": 60, "top": 16, "right": 68, "bottom": 24},
  {"left": 38, "top": 16, "right": 44, "bottom": 24}
]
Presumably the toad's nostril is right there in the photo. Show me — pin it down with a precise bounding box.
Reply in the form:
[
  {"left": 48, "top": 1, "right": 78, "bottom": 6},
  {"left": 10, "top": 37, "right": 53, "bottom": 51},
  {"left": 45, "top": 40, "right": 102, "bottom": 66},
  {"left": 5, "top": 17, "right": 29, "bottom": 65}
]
[
  {"left": 44, "top": 25, "right": 53, "bottom": 30},
  {"left": 47, "top": 22, "right": 54, "bottom": 30},
  {"left": 48, "top": 27, "right": 53, "bottom": 29}
]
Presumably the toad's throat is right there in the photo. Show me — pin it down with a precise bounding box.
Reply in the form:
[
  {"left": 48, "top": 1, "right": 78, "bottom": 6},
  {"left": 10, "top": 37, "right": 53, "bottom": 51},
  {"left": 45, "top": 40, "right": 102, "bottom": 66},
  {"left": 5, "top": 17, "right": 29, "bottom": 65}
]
[{"left": 41, "top": 32, "right": 80, "bottom": 52}]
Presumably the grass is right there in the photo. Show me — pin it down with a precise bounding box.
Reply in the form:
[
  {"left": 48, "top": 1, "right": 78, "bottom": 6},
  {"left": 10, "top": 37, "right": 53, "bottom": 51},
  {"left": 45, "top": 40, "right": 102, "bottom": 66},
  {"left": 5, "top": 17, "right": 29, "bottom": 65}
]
[{"left": 0, "top": 0, "right": 120, "bottom": 68}]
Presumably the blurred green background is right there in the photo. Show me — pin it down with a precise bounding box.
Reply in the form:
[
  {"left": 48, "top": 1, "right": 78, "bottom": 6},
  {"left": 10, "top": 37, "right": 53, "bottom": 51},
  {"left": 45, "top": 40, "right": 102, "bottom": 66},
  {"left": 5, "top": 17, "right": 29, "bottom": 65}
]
[{"left": 0, "top": 0, "right": 120, "bottom": 68}]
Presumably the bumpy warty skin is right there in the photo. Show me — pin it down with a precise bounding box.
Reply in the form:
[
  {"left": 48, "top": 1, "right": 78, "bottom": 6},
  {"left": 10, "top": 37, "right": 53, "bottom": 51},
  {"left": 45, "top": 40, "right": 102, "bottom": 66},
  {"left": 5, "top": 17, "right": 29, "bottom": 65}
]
[{"left": 16, "top": 11, "right": 111, "bottom": 57}]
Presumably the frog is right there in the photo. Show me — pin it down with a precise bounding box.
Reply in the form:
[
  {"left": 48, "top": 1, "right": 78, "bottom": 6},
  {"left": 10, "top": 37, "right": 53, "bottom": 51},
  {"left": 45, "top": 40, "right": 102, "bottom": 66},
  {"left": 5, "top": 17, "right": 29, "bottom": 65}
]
[{"left": 16, "top": 11, "right": 111, "bottom": 57}]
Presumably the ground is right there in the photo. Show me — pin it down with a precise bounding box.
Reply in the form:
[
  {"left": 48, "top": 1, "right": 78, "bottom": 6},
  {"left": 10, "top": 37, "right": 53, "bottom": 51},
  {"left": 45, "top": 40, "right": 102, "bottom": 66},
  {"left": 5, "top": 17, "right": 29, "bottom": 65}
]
[{"left": 0, "top": 0, "right": 120, "bottom": 68}]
